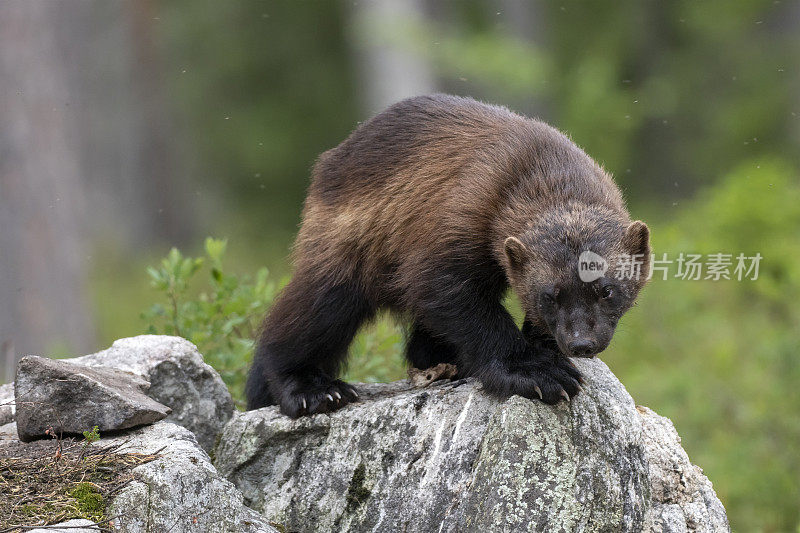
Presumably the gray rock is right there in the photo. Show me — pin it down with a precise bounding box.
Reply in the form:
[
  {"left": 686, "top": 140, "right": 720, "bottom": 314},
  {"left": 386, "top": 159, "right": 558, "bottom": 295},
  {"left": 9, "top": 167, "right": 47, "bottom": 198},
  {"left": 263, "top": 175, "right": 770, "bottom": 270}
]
[
  {"left": 215, "top": 358, "right": 729, "bottom": 533},
  {"left": 72, "top": 336, "right": 234, "bottom": 452},
  {"left": 0, "top": 421, "right": 17, "bottom": 445},
  {"left": 104, "top": 421, "right": 278, "bottom": 533},
  {"left": 0, "top": 382, "right": 13, "bottom": 425},
  {"left": 639, "top": 406, "right": 729, "bottom": 532},
  {"left": 14, "top": 356, "right": 170, "bottom": 441},
  {"left": 26, "top": 518, "right": 100, "bottom": 532}
]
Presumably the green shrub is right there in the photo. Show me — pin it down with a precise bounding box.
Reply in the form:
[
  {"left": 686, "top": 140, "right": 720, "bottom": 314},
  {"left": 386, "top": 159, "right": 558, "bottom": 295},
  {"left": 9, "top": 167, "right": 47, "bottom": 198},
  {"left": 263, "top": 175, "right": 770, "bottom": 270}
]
[
  {"left": 142, "top": 238, "right": 406, "bottom": 405},
  {"left": 609, "top": 158, "right": 800, "bottom": 531},
  {"left": 141, "top": 238, "right": 281, "bottom": 405}
]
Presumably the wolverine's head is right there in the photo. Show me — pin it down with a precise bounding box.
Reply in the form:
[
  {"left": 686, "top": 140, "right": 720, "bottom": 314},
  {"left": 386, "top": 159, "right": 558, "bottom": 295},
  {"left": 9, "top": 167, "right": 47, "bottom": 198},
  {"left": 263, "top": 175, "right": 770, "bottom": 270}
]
[{"left": 503, "top": 203, "right": 651, "bottom": 358}]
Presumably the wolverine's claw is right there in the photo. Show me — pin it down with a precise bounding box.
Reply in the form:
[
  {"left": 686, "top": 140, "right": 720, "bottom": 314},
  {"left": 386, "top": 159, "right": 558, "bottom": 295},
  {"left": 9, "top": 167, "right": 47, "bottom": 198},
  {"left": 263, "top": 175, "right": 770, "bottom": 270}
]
[
  {"left": 559, "top": 389, "right": 570, "bottom": 402},
  {"left": 534, "top": 386, "right": 543, "bottom": 400},
  {"left": 278, "top": 378, "right": 358, "bottom": 417}
]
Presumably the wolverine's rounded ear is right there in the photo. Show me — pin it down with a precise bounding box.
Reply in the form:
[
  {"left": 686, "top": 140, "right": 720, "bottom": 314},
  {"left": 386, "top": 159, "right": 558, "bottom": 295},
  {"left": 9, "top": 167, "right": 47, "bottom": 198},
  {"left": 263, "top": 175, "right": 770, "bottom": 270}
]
[
  {"left": 504, "top": 236, "right": 528, "bottom": 271},
  {"left": 621, "top": 220, "right": 651, "bottom": 257}
]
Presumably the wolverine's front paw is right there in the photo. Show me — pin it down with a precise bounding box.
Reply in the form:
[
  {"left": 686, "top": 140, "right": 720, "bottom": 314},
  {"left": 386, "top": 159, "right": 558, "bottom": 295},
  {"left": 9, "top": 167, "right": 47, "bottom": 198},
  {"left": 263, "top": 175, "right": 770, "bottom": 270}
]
[
  {"left": 479, "top": 359, "right": 583, "bottom": 405},
  {"left": 278, "top": 376, "right": 359, "bottom": 418},
  {"left": 550, "top": 356, "right": 585, "bottom": 394}
]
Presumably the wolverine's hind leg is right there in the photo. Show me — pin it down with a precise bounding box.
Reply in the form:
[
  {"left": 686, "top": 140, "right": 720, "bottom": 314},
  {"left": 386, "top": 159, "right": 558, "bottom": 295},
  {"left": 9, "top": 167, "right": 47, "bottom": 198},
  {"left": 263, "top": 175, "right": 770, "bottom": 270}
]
[
  {"left": 246, "top": 271, "right": 373, "bottom": 417},
  {"left": 405, "top": 322, "right": 459, "bottom": 370}
]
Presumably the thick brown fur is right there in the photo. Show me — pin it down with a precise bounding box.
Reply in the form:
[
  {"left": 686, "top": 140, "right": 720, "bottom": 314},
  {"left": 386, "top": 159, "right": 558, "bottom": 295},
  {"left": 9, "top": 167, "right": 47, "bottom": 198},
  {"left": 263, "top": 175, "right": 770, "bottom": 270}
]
[{"left": 247, "top": 94, "right": 650, "bottom": 417}]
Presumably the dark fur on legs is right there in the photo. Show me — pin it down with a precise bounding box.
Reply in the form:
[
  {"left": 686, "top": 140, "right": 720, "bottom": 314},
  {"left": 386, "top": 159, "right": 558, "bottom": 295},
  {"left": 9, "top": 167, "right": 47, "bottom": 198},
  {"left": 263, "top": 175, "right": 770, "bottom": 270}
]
[
  {"left": 245, "top": 354, "right": 275, "bottom": 409},
  {"left": 247, "top": 260, "right": 583, "bottom": 416},
  {"left": 246, "top": 271, "right": 373, "bottom": 417},
  {"left": 408, "top": 262, "right": 583, "bottom": 405},
  {"left": 404, "top": 323, "right": 459, "bottom": 370}
]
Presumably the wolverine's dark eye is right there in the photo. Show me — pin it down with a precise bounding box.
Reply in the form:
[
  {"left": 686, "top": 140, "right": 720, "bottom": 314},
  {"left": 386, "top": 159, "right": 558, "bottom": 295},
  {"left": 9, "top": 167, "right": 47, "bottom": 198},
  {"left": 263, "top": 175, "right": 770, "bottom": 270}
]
[{"left": 600, "top": 286, "right": 613, "bottom": 299}]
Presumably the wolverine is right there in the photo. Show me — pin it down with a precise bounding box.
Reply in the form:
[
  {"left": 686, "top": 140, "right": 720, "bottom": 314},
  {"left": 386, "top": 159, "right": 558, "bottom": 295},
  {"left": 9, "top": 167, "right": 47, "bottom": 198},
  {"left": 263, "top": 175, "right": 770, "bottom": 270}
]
[{"left": 247, "top": 94, "right": 650, "bottom": 417}]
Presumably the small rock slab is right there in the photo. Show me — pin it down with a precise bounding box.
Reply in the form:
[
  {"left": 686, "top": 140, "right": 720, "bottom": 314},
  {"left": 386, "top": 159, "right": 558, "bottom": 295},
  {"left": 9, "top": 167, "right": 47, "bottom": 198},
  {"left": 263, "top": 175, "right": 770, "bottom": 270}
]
[
  {"left": 72, "top": 336, "right": 234, "bottom": 452},
  {"left": 26, "top": 518, "right": 100, "bottom": 532},
  {"left": 14, "top": 356, "right": 170, "bottom": 442},
  {"left": 0, "top": 382, "right": 14, "bottom": 426},
  {"left": 0, "top": 422, "right": 16, "bottom": 446}
]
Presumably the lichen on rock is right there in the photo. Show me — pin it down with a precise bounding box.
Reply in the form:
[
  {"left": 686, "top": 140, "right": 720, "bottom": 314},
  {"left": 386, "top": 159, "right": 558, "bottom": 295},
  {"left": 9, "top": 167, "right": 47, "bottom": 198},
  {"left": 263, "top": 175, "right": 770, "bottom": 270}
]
[
  {"left": 214, "top": 358, "right": 729, "bottom": 533},
  {"left": 0, "top": 336, "right": 729, "bottom": 532},
  {"left": 105, "top": 422, "right": 278, "bottom": 533}
]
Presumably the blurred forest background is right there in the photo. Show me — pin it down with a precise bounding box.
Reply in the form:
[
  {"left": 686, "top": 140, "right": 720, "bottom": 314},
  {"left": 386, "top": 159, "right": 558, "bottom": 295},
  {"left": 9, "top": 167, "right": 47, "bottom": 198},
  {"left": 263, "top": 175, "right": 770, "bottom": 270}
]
[{"left": 1, "top": 1, "right": 799, "bottom": 530}]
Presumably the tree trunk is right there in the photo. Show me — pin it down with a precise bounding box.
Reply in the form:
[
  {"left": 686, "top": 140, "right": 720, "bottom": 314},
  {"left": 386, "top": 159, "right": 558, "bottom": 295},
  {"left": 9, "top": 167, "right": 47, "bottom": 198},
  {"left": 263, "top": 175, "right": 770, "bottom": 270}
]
[
  {"left": 54, "top": 1, "right": 195, "bottom": 249},
  {"left": 0, "top": 1, "right": 95, "bottom": 379},
  {"left": 346, "top": 0, "right": 437, "bottom": 115}
]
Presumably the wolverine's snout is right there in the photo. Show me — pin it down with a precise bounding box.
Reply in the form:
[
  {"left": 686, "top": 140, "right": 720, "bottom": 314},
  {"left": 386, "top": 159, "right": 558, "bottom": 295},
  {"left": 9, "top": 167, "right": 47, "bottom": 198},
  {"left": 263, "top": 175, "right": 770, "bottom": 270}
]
[{"left": 567, "top": 338, "right": 597, "bottom": 357}]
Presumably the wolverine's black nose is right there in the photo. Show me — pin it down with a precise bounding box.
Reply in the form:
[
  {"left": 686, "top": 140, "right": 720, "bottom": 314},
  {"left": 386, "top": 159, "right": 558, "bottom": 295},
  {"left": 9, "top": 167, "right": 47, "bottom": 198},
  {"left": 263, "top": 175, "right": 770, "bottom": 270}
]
[{"left": 568, "top": 339, "right": 596, "bottom": 357}]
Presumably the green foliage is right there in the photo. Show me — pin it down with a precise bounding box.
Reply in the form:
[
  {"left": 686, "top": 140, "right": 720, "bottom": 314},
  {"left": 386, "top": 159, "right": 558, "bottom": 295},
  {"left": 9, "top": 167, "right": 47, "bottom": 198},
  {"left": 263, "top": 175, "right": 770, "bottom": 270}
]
[
  {"left": 159, "top": 0, "right": 358, "bottom": 245},
  {"left": 352, "top": 11, "right": 550, "bottom": 101},
  {"left": 343, "top": 314, "right": 405, "bottom": 384},
  {"left": 141, "top": 238, "right": 409, "bottom": 404},
  {"left": 608, "top": 158, "right": 800, "bottom": 531},
  {"left": 82, "top": 426, "right": 100, "bottom": 446},
  {"left": 142, "top": 238, "right": 281, "bottom": 405}
]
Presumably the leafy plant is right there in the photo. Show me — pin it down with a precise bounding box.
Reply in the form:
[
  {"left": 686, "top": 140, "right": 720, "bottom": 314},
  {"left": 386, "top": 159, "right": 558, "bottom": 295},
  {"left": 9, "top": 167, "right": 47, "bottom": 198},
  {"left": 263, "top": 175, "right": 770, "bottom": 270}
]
[
  {"left": 142, "top": 238, "right": 281, "bottom": 404},
  {"left": 141, "top": 238, "right": 409, "bottom": 405},
  {"left": 80, "top": 425, "right": 100, "bottom": 461},
  {"left": 82, "top": 426, "right": 100, "bottom": 445}
]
